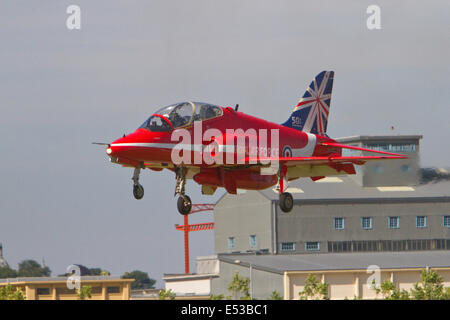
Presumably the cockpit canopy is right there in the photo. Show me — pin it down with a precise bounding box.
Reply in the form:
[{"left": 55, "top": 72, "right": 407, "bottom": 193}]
[{"left": 139, "top": 102, "right": 223, "bottom": 132}]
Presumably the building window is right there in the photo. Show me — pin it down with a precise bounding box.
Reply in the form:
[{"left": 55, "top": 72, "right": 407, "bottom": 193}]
[
  {"left": 388, "top": 216, "right": 400, "bottom": 229},
  {"left": 107, "top": 286, "right": 120, "bottom": 294},
  {"left": 280, "top": 242, "right": 296, "bottom": 252},
  {"left": 372, "top": 164, "right": 384, "bottom": 174},
  {"left": 56, "top": 287, "right": 76, "bottom": 295},
  {"left": 416, "top": 216, "right": 427, "bottom": 228},
  {"left": 36, "top": 288, "right": 50, "bottom": 295},
  {"left": 228, "top": 237, "right": 235, "bottom": 249},
  {"left": 401, "top": 164, "right": 411, "bottom": 172},
  {"left": 365, "top": 143, "right": 416, "bottom": 152},
  {"left": 90, "top": 287, "right": 102, "bottom": 294},
  {"left": 361, "top": 217, "right": 373, "bottom": 230},
  {"left": 305, "top": 242, "right": 320, "bottom": 251},
  {"left": 443, "top": 216, "right": 450, "bottom": 228},
  {"left": 334, "top": 217, "right": 345, "bottom": 230},
  {"left": 249, "top": 235, "right": 257, "bottom": 249}
]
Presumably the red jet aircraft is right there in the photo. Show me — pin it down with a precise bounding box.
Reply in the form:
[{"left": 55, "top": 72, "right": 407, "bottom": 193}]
[{"left": 94, "top": 71, "right": 407, "bottom": 215}]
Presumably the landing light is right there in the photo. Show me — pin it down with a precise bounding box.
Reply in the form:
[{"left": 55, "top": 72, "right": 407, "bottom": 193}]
[{"left": 106, "top": 148, "right": 112, "bottom": 155}]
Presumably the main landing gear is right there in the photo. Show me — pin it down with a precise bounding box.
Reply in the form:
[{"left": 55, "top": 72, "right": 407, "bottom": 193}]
[
  {"left": 132, "top": 166, "right": 144, "bottom": 200},
  {"left": 175, "top": 166, "right": 192, "bottom": 215},
  {"left": 278, "top": 165, "right": 293, "bottom": 213}
]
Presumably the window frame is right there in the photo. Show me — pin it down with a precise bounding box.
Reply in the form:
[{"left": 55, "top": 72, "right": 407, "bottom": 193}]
[
  {"left": 228, "top": 237, "right": 235, "bottom": 250},
  {"left": 361, "top": 217, "right": 373, "bottom": 230},
  {"left": 280, "top": 242, "right": 296, "bottom": 252},
  {"left": 249, "top": 235, "right": 257, "bottom": 249},
  {"left": 388, "top": 216, "right": 400, "bottom": 229},
  {"left": 443, "top": 216, "right": 450, "bottom": 228},
  {"left": 416, "top": 216, "right": 427, "bottom": 228},
  {"left": 333, "top": 217, "right": 345, "bottom": 230},
  {"left": 106, "top": 286, "right": 121, "bottom": 294},
  {"left": 305, "top": 242, "right": 320, "bottom": 252},
  {"left": 36, "top": 287, "right": 51, "bottom": 295}
]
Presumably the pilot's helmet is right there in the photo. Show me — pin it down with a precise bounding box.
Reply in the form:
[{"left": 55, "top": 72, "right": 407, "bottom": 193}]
[{"left": 201, "top": 105, "right": 216, "bottom": 119}]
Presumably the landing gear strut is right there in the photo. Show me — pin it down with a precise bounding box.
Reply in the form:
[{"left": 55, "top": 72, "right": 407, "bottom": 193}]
[
  {"left": 175, "top": 167, "right": 192, "bottom": 215},
  {"left": 278, "top": 165, "right": 293, "bottom": 213},
  {"left": 132, "top": 166, "right": 144, "bottom": 200}
]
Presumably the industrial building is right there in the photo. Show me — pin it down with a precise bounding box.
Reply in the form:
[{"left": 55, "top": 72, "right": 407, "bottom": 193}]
[
  {"left": 0, "top": 276, "right": 134, "bottom": 300},
  {"left": 214, "top": 251, "right": 450, "bottom": 300},
  {"left": 213, "top": 135, "right": 450, "bottom": 256},
  {"left": 164, "top": 134, "right": 450, "bottom": 299}
]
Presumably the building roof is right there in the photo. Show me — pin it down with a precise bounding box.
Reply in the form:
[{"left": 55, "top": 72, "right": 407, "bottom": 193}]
[
  {"left": 219, "top": 251, "right": 450, "bottom": 274},
  {"left": 163, "top": 273, "right": 219, "bottom": 282},
  {"left": 335, "top": 135, "right": 423, "bottom": 143},
  {"left": 256, "top": 176, "right": 450, "bottom": 203},
  {"left": 0, "top": 275, "right": 132, "bottom": 283}
]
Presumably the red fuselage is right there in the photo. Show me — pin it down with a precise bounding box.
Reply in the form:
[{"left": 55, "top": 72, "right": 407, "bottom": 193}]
[{"left": 106, "top": 106, "right": 345, "bottom": 194}]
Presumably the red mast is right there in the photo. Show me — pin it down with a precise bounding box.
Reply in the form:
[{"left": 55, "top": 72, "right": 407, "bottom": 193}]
[{"left": 174, "top": 204, "right": 215, "bottom": 274}]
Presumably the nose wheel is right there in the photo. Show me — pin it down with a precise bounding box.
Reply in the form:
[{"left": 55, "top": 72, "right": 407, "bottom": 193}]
[
  {"left": 133, "top": 184, "right": 144, "bottom": 200},
  {"left": 177, "top": 195, "right": 192, "bottom": 215},
  {"left": 132, "top": 166, "right": 144, "bottom": 200}
]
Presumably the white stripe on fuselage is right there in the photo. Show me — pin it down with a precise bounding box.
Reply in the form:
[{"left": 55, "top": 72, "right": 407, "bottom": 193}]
[
  {"left": 111, "top": 142, "right": 219, "bottom": 152},
  {"left": 111, "top": 133, "right": 317, "bottom": 156}
]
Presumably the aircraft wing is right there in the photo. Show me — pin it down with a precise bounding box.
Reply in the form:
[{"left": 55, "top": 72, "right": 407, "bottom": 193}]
[
  {"left": 318, "top": 142, "right": 405, "bottom": 156},
  {"left": 242, "top": 142, "right": 407, "bottom": 166},
  {"left": 242, "top": 155, "right": 407, "bottom": 166}
]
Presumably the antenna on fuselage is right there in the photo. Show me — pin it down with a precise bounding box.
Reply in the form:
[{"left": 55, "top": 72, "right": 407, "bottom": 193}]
[{"left": 235, "top": 104, "right": 239, "bottom": 111}]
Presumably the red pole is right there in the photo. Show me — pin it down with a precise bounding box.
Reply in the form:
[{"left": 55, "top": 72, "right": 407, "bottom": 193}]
[{"left": 184, "top": 214, "right": 189, "bottom": 274}]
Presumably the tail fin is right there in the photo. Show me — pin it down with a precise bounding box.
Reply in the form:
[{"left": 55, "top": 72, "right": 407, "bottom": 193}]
[{"left": 282, "top": 70, "right": 334, "bottom": 136}]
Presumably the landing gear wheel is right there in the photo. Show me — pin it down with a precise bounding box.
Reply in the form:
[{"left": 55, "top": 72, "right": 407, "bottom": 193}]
[
  {"left": 177, "top": 195, "right": 192, "bottom": 215},
  {"left": 133, "top": 184, "right": 144, "bottom": 200},
  {"left": 279, "top": 192, "right": 293, "bottom": 213}
]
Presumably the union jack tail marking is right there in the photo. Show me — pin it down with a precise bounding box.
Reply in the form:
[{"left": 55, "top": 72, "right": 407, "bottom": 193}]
[{"left": 282, "top": 70, "right": 334, "bottom": 136}]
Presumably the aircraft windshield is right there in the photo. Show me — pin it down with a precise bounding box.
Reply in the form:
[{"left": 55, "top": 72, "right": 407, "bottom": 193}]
[{"left": 139, "top": 102, "right": 222, "bottom": 132}]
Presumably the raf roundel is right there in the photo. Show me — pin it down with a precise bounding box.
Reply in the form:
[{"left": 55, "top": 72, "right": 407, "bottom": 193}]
[{"left": 282, "top": 145, "right": 293, "bottom": 158}]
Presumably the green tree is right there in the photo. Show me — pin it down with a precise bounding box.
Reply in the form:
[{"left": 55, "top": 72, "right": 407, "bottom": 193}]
[
  {"left": 227, "top": 272, "right": 251, "bottom": 300},
  {"left": 158, "top": 289, "right": 176, "bottom": 300},
  {"left": 0, "top": 284, "right": 25, "bottom": 300},
  {"left": 86, "top": 267, "right": 102, "bottom": 276},
  {"left": 17, "top": 260, "right": 51, "bottom": 277},
  {"left": 59, "top": 265, "right": 109, "bottom": 277},
  {"left": 372, "top": 280, "right": 410, "bottom": 300},
  {"left": 0, "top": 266, "right": 18, "bottom": 278},
  {"left": 298, "top": 274, "right": 329, "bottom": 300},
  {"left": 410, "top": 269, "right": 450, "bottom": 300},
  {"left": 76, "top": 286, "right": 92, "bottom": 300},
  {"left": 210, "top": 294, "right": 224, "bottom": 300},
  {"left": 269, "top": 291, "right": 283, "bottom": 300},
  {"left": 121, "top": 270, "right": 156, "bottom": 290}
]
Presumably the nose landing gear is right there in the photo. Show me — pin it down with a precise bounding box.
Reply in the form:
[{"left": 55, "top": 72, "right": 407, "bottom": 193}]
[
  {"left": 132, "top": 166, "right": 144, "bottom": 200},
  {"left": 130, "top": 164, "right": 192, "bottom": 215},
  {"left": 177, "top": 195, "right": 192, "bottom": 215},
  {"left": 175, "top": 167, "right": 192, "bottom": 215}
]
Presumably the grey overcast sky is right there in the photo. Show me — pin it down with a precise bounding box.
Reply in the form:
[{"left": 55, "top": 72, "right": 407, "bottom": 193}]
[{"left": 0, "top": 1, "right": 449, "bottom": 286}]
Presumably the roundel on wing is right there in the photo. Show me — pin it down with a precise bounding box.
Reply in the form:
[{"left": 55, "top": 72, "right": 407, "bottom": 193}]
[{"left": 282, "top": 145, "right": 293, "bottom": 158}]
